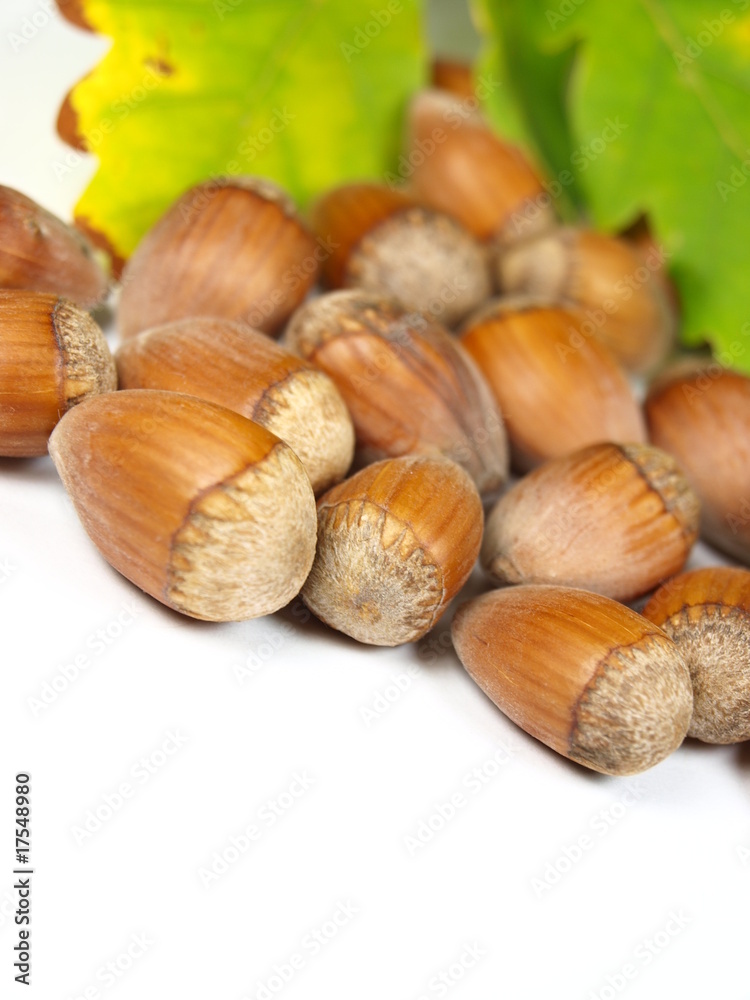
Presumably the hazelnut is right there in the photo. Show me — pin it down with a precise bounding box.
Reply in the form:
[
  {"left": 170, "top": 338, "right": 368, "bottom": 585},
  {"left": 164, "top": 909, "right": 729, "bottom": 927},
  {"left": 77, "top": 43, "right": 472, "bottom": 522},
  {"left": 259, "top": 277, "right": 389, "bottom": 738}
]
[
  {"left": 309, "top": 182, "right": 491, "bottom": 326},
  {"left": 452, "top": 585, "right": 693, "bottom": 775},
  {"left": 118, "top": 177, "right": 318, "bottom": 339},
  {"left": 620, "top": 215, "right": 680, "bottom": 317},
  {"left": 49, "top": 389, "right": 317, "bottom": 621},
  {"left": 642, "top": 567, "right": 750, "bottom": 744},
  {"left": 405, "top": 89, "right": 555, "bottom": 246},
  {"left": 497, "top": 226, "right": 676, "bottom": 373},
  {"left": 645, "top": 365, "right": 750, "bottom": 564},
  {"left": 430, "top": 59, "right": 475, "bottom": 101},
  {"left": 459, "top": 298, "right": 646, "bottom": 471},
  {"left": 283, "top": 290, "right": 508, "bottom": 495},
  {"left": 482, "top": 442, "right": 700, "bottom": 601},
  {"left": 302, "top": 455, "right": 483, "bottom": 645},
  {"left": 0, "top": 185, "right": 108, "bottom": 308},
  {"left": 0, "top": 289, "right": 116, "bottom": 457},
  {"left": 115, "top": 317, "right": 354, "bottom": 494}
]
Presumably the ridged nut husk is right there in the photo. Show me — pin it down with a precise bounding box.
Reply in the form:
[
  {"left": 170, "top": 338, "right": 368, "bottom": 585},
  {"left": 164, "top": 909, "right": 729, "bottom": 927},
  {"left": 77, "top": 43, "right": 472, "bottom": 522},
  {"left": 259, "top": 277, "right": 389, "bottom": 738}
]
[
  {"left": 115, "top": 317, "right": 354, "bottom": 494},
  {"left": 0, "top": 290, "right": 116, "bottom": 456},
  {"left": 302, "top": 455, "right": 483, "bottom": 646},
  {"left": 405, "top": 90, "right": 556, "bottom": 246},
  {"left": 283, "top": 290, "right": 508, "bottom": 495},
  {"left": 645, "top": 366, "right": 750, "bottom": 564},
  {"left": 459, "top": 297, "right": 646, "bottom": 472},
  {"left": 482, "top": 442, "right": 699, "bottom": 602},
  {"left": 497, "top": 227, "right": 677, "bottom": 374},
  {"left": 452, "top": 585, "right": 693, "bottom": 775},
  {"left": 0, "top": 185, "right": 108, "bottom": 308},
  {"left": 309, "top": 183, "right": 491, "bottom": 327},
  {"left": 48, "top": 389, "right": 317, "bottom": 621},
  {"left": 642, "top": 568, "right": 750, "bottom": 743},
  {"left": 118, "top": 177, "right": 318, "bottom": 339}
]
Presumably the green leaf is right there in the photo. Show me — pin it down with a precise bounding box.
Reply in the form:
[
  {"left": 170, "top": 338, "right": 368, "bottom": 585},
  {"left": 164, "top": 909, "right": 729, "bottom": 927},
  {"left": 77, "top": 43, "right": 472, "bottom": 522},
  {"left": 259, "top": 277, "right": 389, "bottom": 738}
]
[
  {"left": 58, "top": 0, "right": 426, "bottom": 265},
  {"left": 475, "top": 0, "right": 750, "bottom": 372},
  {"left": 473, "top": 0, "right": 584, "bottom": 216}
]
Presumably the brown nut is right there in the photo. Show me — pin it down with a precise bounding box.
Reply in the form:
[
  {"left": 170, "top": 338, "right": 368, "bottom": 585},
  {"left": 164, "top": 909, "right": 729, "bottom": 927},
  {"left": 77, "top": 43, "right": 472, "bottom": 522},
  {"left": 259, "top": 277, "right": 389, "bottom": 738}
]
[
  {"left": 301, "top": 455, "right": 483, "bottom": 646},
  {"left": 459, "top": 298, "right": 646, "bottom": 471},
  {"left": 620, "top": 214, "right": 681, "bottom": 318},
  {"left": 405, "top": 89, "right": 555, "bottom": 246},
  {"left": 49, "top": 389, "right": 317, "bottom": 622},
  {"left": 309, "top": 182, "right": 491, "bottom": 327},
  {"left": 482, "top": 442, "right": 700, "bottom": 601},
  {"left": 642, "top": 567, "right": 750, "bottom": 744},
  {"left": 430, "top": 59, "right": 476, "bottom": 101},
  {"left": 0, "top": 289, "right": 116, "bottom": 456},
  {"left": 497, "top": 227, "right": 676, "bottom": 373},
  {"left": 118, "top": 177, "right": 318, "bottom": 339},
  {"left": 115, "top": 317, "right": 354, "bottom": 494},
  {"left": 645, "top": 365, "right": 750, "bottom": 564},
  {"left": 283, "top": 290, "right": 508, "bottom": 495},
  {"left": 452, "top": 585, "right": 693, "bottom": 775},
  {"left": 0, "top": 185, "right": 108, "bottom": 308}
]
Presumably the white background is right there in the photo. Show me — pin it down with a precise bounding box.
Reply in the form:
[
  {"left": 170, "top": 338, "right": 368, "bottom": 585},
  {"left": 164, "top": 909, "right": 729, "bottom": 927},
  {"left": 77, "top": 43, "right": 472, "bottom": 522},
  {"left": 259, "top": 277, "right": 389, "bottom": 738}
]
[{"left": 1, "top": 3, "right": 749, "bottom": 999}]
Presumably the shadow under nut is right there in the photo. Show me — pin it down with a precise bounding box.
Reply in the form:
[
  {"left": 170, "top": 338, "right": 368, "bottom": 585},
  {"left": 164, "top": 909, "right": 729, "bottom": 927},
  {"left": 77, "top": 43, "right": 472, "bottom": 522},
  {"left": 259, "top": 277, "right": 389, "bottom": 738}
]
[{"left": 452, "top": 586, "right": 693, "bottom": 775}]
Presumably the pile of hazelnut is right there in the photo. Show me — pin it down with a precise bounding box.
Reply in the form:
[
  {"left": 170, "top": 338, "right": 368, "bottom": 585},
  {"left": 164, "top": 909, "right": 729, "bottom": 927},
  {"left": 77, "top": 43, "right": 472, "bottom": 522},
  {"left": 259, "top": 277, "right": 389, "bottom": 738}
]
[{"left": 2, "top": 79, "right": 748, "bottom": 777}]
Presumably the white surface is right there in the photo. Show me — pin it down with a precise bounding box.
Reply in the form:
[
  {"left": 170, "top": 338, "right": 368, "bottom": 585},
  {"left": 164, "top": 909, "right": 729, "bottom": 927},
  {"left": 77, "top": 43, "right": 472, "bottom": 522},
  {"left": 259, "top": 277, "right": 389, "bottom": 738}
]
[{"left": 1, "top": 4, "right": 750, "bottom": 999}]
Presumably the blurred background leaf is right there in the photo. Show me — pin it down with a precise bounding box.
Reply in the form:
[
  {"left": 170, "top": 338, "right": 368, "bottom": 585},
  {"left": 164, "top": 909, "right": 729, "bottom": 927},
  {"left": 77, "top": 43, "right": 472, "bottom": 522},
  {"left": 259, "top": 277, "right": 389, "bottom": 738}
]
[
  {"left": 57, "top": 0, "right": 750, "bottom": 370},
  {"left": 57, "top": 0, "right": 426, "bottom": 269},
  {"left": 474, "top": 0, "right": 750, "bottom": 371}
]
